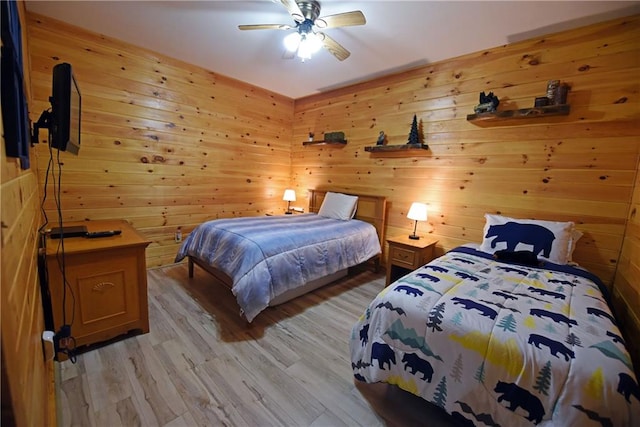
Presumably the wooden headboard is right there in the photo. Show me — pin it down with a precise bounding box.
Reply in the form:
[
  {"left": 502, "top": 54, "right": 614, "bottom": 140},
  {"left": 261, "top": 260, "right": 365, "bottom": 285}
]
[{"left": 309, "top": 189, "right": 387, "bottom": 252}]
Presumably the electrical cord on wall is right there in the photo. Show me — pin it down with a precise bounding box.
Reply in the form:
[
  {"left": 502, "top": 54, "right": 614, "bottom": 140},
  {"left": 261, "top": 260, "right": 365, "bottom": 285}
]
[{"left": 38, "top": 133, "right": 77, "bottom": 363}]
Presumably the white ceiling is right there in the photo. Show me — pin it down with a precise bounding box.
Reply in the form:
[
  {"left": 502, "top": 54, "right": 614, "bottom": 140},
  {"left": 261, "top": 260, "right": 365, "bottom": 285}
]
[{"left": 25, "top": 1, "right": 640, "bottom": 99}]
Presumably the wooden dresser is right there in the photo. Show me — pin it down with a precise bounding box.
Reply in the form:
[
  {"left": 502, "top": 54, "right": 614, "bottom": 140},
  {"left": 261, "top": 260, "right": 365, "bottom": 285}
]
[{"left": 45, "top": 220, "right": 150, "bottom": 354}]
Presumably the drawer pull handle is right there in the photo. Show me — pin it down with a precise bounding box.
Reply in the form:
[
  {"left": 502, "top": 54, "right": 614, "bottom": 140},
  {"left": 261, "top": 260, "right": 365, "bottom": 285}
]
[{"left": 92, "top": 282, "right": 115, "bottom": 293}]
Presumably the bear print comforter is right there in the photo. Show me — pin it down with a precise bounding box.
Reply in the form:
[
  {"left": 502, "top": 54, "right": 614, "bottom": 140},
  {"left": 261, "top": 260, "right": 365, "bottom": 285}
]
[{"left": 350, "top": 246, "right": 639, "bottom": 426}]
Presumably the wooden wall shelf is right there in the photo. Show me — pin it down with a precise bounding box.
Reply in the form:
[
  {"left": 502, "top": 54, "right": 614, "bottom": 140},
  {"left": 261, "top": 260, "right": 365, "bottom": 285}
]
[
  {"left": 303, "top": 140, "right": 347, "bottom": 146},
  {"left": 466, "top": 104, "right": 570, "bottom": 124},
  {"left": 364, "top": 143, "right": 429, "bottom": 153}
]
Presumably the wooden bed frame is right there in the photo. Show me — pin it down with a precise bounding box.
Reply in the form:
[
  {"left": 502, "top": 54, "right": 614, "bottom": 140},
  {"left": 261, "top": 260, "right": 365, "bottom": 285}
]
[{"left": 187, "top": 189, "right": 387, "bottom": 300}]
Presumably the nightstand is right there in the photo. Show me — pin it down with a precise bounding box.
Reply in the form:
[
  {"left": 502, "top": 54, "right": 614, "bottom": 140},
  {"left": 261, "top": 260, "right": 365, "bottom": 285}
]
[{"left": 386, "top": 235, "right": 438, "bottom": 286}]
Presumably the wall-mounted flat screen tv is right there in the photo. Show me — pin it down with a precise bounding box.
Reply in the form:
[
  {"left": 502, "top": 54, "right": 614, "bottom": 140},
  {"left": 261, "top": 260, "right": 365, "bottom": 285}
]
[{"left": 50, "top": 63, "right": 81, "bottom": 155}]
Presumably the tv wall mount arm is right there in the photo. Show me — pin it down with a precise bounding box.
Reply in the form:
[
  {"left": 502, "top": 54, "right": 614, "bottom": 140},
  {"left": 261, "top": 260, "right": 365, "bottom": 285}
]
[{"left": 31, "top": 96, "right": 54, "bottom": 145}]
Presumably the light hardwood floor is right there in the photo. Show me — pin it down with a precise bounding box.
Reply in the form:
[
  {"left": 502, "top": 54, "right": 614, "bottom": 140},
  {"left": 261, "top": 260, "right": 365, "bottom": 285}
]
[{"left": 57, "top": 263, "right": 459, "bottom": 427}]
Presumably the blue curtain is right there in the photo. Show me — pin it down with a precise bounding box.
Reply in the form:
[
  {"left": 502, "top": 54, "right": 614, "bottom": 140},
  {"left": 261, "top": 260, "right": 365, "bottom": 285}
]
[{"left": 1, "top": 0, "right": 31, "bottom": 169}]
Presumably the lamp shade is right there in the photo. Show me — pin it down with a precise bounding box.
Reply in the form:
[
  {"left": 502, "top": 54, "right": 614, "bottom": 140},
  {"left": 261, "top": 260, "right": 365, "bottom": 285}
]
[
  {"left": 297, "top": 34, "right": 319, "bottom": 60},
  {"left": 407, "top": 202, "right": 428, "bottom": 221},
  {"left": 283, "top": 32, "right": 301, "bottom": 52},
  {"left": 283, "top": 189, "right": 296, "bottom": 202},
  {"left": 304, "top": 32, "right": 322, "bottom": 54}
]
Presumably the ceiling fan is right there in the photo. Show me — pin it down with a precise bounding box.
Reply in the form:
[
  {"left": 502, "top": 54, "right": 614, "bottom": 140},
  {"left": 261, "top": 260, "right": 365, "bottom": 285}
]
[{"left": 238, "top": 0, "right": 366, "bottom": 61}]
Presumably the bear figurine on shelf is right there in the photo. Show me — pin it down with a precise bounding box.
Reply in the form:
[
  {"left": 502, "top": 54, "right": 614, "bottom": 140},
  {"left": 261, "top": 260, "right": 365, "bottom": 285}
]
[{"left": 474, "top": 91, "right": 500, "bottom": 114}]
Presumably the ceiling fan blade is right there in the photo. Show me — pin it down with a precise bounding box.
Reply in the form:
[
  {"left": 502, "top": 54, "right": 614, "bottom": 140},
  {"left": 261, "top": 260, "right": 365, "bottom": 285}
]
[
  {"left": 238, "top": 23, "right": 293, "bottom": 31},
  {"left": 279, "top": 0, "right": 305, "bottom": 22},
  {"left": 316, "top": 11, "right": 366, "bottom": 29},
  {"left": 320, "top": 33, "right": 350, "bottom": 61}
]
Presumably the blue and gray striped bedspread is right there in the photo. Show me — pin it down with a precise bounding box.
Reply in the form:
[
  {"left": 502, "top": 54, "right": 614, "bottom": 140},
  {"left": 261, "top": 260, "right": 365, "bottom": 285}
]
[{"left": 175, "top": 214, "right": 381, "bottom": 321}]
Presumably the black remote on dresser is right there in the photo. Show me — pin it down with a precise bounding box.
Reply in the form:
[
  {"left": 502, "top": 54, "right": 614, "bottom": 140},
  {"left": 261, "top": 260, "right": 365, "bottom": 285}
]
[{"left": 86, "top": 230, "right": 122, "bottom": 238}]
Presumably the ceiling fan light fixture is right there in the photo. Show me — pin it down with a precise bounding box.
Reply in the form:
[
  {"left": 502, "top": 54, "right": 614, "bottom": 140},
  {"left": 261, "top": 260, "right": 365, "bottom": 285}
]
[
  {"left": 296, "top": 32, "right": 322, "bottom": 60},
  {"left": 297, "top": 38, "right": 313, "bottom": 60},
  {"left": 304, "top": 32, "right": 323, "bottom": 53},
  {"left": 283, "top": 32, "right": 301, "bottom": 51},
  {"left": 240, "top": 0, "right": 365, "bottom": 62}
]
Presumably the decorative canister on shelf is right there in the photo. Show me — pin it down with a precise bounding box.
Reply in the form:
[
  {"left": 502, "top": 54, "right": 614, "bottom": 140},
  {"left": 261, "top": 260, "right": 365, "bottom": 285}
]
[
  {"left": 546, "top": 80, "right": 560, "bottom": 102},
  {"left": 534, "top": 97, "right": 549, "bottom": 107},
  {"left": 554, "top": 83, "right": 570, "bottom": 105}
]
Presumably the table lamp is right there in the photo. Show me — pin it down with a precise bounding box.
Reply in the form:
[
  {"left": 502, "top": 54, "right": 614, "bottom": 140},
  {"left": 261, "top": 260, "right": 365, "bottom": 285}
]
[
  {"left": 283, "top": 189, "right": 296, "bottom": 214},
  {"left": 407, "top": 202, "right": 428, "bottom": 240}
]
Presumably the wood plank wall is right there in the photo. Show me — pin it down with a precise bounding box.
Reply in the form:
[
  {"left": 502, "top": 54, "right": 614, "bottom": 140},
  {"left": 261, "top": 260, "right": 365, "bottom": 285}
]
[
  {"left": 1, "top": 3, "right": 54, "bottom": 426},
  {"left": 613, "top": 172, "right": 640, "bottom": 374},
  {"left": 26, "top": 13, "right": 295, "bottom": 267},
  {"left": 292, "top": 15, "right": 640, "bottom": 287},
  {"left": 292, "top": 14, "right": 640, "bottom": 373}
]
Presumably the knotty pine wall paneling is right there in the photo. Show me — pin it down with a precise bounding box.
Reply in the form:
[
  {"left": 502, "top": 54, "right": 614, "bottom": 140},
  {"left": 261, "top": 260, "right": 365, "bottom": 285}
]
[
  {"left": 613, "top": 171, "right": 640, "bottom": 376},
  {"left": 1, "top": 3, "right": 55, "bottom": 426},
  {"left": 292, "top": 15, "right": 640, "bottom": 287},
  {"left": 27, "top": 13, "right": 295, "bottom": 267}
]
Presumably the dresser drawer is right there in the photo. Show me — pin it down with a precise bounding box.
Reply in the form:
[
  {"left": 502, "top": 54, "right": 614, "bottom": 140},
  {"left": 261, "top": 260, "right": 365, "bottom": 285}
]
[{"left": 390, "top": 246, "right": 417, "bottom": 268}]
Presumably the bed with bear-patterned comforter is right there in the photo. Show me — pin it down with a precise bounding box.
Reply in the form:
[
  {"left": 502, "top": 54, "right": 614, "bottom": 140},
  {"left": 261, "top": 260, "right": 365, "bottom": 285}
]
[{"left": 350, "top": 245, "right": 639, "bottom": 426}]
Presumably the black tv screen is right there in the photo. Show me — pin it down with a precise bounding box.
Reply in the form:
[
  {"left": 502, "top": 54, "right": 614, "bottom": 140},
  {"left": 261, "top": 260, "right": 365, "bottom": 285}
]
[{"left": 50, "top": 63, "right": 81, "bottom": 155}]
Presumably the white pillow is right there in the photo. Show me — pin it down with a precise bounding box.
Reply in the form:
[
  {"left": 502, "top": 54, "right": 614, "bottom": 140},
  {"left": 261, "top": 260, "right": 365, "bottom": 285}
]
[
  {"left": 567, "top": 229, "right": 583, "bottom": 264},
  {"left": 317, "top": 192, "right": 358, "bottom": 220},
  {"left": 479, "top": 214, "right": 575, "bottom": 265}
]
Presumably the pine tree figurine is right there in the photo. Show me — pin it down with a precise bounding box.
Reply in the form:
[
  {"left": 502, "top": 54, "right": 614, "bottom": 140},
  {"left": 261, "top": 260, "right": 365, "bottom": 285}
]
[{"left": 407, "top": 114, "right": 420, "bottom": 145}]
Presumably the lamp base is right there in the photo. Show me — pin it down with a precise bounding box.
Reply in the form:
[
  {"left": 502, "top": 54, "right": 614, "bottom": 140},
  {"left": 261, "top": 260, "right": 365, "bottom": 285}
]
[
  {"left": 408, "top": 234, "right": 420, "bottom": 240},
  {"left": 285, "top": 211, "right": 292, "bottom": 215}
]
